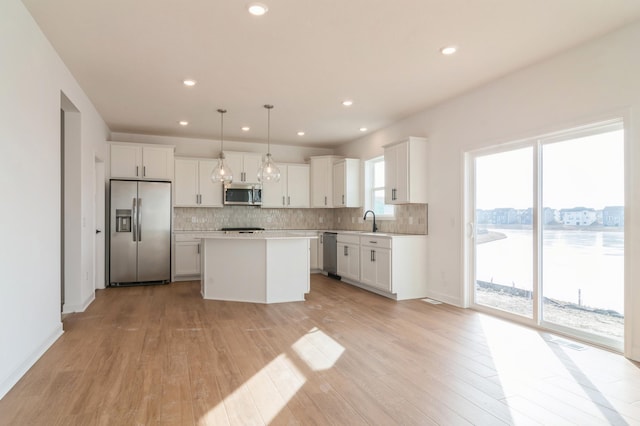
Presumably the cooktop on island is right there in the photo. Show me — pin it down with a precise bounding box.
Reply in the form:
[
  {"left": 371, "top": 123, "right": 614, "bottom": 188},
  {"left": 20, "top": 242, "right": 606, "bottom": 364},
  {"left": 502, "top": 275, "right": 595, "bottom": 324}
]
[{"left": 220, "top": 227, "right": 265, "bottom": 233}]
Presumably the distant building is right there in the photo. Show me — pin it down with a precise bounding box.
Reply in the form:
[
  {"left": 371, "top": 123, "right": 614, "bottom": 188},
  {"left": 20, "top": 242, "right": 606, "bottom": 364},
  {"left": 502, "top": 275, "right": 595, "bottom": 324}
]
[
  {"left": 475, "top": 209, "right": 492, "bottom": 224},
  {"left": 603, "top": 206, "right": 624, "bottom": 226},
  {"left": 492, "top": 208, "right": 518, "bottom": 225},
  {"left": 560, "top": 207, "right": 596, "bottom": 226}
]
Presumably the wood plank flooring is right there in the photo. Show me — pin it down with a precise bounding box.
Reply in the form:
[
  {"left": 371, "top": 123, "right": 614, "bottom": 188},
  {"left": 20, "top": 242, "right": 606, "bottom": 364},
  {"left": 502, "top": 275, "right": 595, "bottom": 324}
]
[{"left": 1, "top": 274, "right": 639, "bottom": 425}]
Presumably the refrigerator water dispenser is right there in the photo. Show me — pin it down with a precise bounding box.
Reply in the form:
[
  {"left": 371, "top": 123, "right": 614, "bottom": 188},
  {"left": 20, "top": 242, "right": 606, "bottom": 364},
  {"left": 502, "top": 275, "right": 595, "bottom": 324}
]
[{"left": 115, "top": 209, "right": 132, "bottom": 232}]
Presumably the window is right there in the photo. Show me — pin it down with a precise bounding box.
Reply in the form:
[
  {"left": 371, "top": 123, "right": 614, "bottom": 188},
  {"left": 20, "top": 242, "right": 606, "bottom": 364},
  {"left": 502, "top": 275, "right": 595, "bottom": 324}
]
[{"left": 364, "top": 156, "right": 394, "bottom": 218}]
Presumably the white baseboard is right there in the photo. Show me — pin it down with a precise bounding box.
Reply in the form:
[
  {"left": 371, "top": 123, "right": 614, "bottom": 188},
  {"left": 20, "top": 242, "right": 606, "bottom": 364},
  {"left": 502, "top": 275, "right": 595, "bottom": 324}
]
[
  {"left": 0, "top": 323, "right": 63, "bottom": 399},
  {"left": 62, "top": 291, "right": 95, "bottom": 314}
]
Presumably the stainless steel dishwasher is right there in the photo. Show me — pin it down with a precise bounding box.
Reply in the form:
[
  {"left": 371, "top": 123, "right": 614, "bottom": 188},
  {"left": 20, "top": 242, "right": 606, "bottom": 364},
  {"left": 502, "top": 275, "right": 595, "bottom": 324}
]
[{"left": 322, "top": 232, "right": 340, "bottom": 279}]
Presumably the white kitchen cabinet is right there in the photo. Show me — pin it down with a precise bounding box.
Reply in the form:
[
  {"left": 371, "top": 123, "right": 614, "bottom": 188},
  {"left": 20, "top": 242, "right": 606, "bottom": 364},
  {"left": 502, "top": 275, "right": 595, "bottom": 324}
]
[
  {"left": 317, "top": 231, "right": 324, "bottom": 271},
  {"left": 261, "top": 163, "right": 310, "bottom": 208},
  {"left": 384, "top": 137, "right": 427, "bottom": 204},
  {"left": 336, "top": 233, "right": 427, "bottom": 300},
  {"left": 174, "top": 158, "right": 222, "bottom": 207},
  {"left": 337, "top": 234, "right": 360, "bottom": 282},
  {"left": 173, "top": 234, "right": 201, "bottom": 280},
  {"left": 224, "top": 151, "right": 263, "bottom": 183},
  {"left": 360, "top": 236, "right": 392, "bottom": 291},
  {"left": 333, "top": 158, "right": 361, "bottom": 207},
  {"left": 310, "top": 155, "right": 341, "bottom": 208},
  {"left": 110, "top": 142, "right": 174, "bottom": 180}
]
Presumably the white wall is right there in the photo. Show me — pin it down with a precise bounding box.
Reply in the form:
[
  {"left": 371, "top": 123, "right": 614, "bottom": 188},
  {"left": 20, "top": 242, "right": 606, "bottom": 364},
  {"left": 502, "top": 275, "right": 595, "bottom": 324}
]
[
  {"left": 110, "top": 132, "right": 334, "bottom": 163},
  {"left": 0, "top": 0, "right": 109, "bottom": 398},
  {"left": 337, "top": 22, "right": 640, "bottom": 361}
]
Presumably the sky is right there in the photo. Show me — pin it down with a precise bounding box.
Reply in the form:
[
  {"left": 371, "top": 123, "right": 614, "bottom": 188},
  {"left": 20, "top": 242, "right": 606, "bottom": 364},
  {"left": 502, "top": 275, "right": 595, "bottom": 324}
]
[{"left": 475, "top": 129, "right": 624, "bottom": 211}]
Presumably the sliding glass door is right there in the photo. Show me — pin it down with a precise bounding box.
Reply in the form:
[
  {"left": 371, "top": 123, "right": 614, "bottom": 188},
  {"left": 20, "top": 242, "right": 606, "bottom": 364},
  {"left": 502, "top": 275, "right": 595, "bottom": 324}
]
[
  {"left": 469, "top": 120, "right": 624, "bottom": 349},
  {"left": 473, "top": 147, "right": 534, "bottom": 319},
  {"left": 540, "top": 124, "right": 624, "bottom": 345}
]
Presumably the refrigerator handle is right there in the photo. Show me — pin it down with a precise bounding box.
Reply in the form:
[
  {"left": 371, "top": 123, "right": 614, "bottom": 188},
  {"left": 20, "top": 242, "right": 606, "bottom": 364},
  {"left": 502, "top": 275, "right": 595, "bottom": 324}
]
[
  {"left": 137, "top": 198, "right": 142, "bottom": 241},
  {"left": 132, "top": 197, "right": 137, "bottom": 242}
]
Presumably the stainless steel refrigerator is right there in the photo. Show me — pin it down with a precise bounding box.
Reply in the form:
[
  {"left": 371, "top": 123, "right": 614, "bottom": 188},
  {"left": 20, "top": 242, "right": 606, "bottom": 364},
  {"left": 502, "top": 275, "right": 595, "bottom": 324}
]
[{"left": 109, "top": 180, "right": 171, "bottom": 285}]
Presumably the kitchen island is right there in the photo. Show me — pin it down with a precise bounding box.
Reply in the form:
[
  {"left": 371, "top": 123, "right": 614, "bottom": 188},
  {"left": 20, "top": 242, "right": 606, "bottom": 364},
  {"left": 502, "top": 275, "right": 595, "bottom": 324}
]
[{"left": 200, "top": 232, "right": 317, "bottom": 304}]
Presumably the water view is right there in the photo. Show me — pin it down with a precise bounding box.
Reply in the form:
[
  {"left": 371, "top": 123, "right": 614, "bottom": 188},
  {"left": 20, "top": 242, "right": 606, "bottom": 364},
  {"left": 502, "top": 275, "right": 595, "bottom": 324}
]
[{"left": 476, "top": 227, "right": 624, "bottom": 313}]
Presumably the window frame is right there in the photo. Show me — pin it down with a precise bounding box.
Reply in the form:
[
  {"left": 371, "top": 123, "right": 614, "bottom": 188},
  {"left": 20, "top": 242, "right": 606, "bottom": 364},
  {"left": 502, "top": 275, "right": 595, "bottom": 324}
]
[{"left": 364, "top": 156, "right": 395, "bottom": 220}]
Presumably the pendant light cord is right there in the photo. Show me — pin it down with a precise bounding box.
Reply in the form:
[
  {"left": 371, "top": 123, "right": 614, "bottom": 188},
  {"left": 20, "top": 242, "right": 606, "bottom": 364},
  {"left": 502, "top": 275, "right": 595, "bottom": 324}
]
[
  {"left": 264, "top": 104, "right": 273, "bottom": 154},
  {"left": 217, "top": 108, "right": 226, "bottom": 154}
]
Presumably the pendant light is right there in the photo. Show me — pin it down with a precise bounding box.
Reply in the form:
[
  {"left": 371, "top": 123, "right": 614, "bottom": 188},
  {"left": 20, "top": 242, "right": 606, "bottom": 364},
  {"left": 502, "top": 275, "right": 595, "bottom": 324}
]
[
  {"left": 257, "top": 104, "right": 281, "bottom": 182},
  {"left": 210, "top": 108, "right": 233, "bottom": 183}
]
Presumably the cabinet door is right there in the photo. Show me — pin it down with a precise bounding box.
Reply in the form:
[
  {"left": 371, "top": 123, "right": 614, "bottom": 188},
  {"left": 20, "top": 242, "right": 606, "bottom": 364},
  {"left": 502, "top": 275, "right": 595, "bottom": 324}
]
[
  {"left": 309, "top": 236, "right": 318, "bottom": 270},
  {"left": 384, "top": 144, "right": 397, "bottom": 204},
  {"left": 317, "top": 232, "right": 324, "bottom": 270},
  {"left": 374, "top": 248, "right": 392, "bottom": 291},
  {"left": 243, "top": 153, "right": 263, "bottom": 183},
  {"left": 110, "top": 144, "right": 142, "bottom": 178},
  {"left": 347, "top": 244, "right": 360, "bottom": 281},
  {"left": 333, "top": 161, "right": 346, "bottom": 207},
  {"left": 198, "top": 160, "right": 223, "bottom": 207},
  {"left": 142, "top": 146, "right": 174, "bottom": 180},
  {"left": 224, "top": 152, "right": 244, "bottom": 182},
  {"left": 360, "top": 248, "right": 376, "bottom": 286},
  {"left": 310, "top": 157, "right": 335, "bottom": 208},
  {"left": 287, "top": 164, "right": 310, "bottom": 208},
  {"left": 393, "top": 142, "right": 409, "bottom": 203},
  {"left": 174, "top": 159, "right": 199, "bottom": 206},
  {"left": 175, "top": 242, "right": 201, "bottom": 276},
  {"left": 337, "top": 242, "right": 349, "bottom": 277},
  {"left": 261, "top": 165, "right": 287, "bottom": 207}
]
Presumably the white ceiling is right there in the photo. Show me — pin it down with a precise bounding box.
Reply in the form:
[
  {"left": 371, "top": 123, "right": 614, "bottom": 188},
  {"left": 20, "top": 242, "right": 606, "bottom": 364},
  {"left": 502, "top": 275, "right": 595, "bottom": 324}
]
[{"left": 22, "top": 0, "right": 640, "bottom": 148}]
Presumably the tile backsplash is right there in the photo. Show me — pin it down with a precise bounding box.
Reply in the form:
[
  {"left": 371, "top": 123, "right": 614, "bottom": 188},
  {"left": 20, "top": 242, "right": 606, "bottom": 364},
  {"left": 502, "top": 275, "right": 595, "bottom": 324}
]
[{"left": 174, "top": 204, "right": 427, "bottom": 235}]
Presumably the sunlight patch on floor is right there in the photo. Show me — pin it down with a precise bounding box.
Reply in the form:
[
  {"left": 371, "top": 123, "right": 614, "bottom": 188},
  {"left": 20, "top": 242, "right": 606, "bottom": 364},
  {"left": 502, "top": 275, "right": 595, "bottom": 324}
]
[
  {"left": 199, "top": 327, "right": 345, "bottom": 424},
  {"left": 199, "top": 354, "right": 306, "bottom": 425},
  {"left": 292, "top": 327, "right": 345, "bottom": 371}
]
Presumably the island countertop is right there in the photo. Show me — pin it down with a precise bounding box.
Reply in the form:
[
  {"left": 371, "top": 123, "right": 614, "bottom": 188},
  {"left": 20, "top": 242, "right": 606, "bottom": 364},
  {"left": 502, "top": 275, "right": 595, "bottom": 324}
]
[{"left": 199, "top": 231, "right": 318, "bottom": 240}]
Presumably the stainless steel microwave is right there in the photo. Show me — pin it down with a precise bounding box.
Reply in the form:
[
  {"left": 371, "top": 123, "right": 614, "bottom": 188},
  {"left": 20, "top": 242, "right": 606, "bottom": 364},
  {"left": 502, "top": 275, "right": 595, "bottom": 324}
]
[{"left": 223, "top": 183, "right": 262, "bottom": 206}]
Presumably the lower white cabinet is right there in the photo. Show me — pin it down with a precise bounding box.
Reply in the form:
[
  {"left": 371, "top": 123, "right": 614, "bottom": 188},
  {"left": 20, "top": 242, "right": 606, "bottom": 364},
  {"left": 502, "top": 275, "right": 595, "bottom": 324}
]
[
  {"left": 174, "top": 234, "right": 201, "bottom": 280},
  {"left": 337, "top": 234, "right": 360, "bottom": 282},
  {"left": 336, "top": 232, "right": 428, "bottom": 300},
  {"left": 360, "top": 237, "right": 391, "bottom": 291}
]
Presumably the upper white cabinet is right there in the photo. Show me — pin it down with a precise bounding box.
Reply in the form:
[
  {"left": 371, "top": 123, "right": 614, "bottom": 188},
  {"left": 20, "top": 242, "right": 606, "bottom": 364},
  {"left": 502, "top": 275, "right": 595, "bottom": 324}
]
[
  {"left": 333, "top": 158, "right": 361, "bottom": 208},
  {"left": 174, "top": 158, "right": 223, "bottom": 207},
  {"left": 109, "top": 142, "right": 174, "bottom": 180},
  {"left": 224, "top": 151, "right": 263, "bottom": 183},
  {"left": 384, "top": 137, "right": 427, "bottom": 204},
  {"left": 310, "top": 155, "right": 340, "bottom": 208},
  {"left": 262, "top": 163, "right": 310, "bottom": 208}
]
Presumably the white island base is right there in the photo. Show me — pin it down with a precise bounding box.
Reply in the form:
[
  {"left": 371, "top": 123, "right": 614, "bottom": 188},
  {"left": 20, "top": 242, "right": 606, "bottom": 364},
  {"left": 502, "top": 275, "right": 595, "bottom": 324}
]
[{"left": 201, "top": 234, "right": 312, "bottom": 304}]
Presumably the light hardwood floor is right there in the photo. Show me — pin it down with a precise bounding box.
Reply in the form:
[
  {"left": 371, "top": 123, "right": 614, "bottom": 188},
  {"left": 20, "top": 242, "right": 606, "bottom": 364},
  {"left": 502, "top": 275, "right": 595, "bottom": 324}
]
[{"left": 1, "top": 274, "right": 639, "bottom": 425}]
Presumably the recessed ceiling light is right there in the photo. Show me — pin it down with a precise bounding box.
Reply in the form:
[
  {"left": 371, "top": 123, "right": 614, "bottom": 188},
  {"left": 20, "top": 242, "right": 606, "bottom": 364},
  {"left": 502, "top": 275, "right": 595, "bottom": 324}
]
[
  {"left": 342, "top": 100, "right": 353, "bottom": 107},
  {"left": 359, "top": 127, "right": 368, "bottom": 132},
  {"left": 440, "top": 46, "right": 457, "bottom": 55},
  {"left": 248, "top": 3, "right": 268, "bottom": 16},
  {"left": 182, "top": 79, "right": 197, "bottom": 87},
  {"left": 297, "top": 131, "right": 305, "bottom": 136},
  {"left": 178, "top": 120, "right": 189, "bottom": 126},
  {"left": 241, "top": 126, "right": 250, "bottom": 132}
]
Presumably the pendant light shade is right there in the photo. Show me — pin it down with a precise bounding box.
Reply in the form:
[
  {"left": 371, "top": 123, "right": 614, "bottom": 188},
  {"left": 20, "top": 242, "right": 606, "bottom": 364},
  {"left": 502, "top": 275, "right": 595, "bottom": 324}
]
[
  {"left": 211, "top": 108, "right": 233, "bottom": 183},
  {"left": 257, "top": 104, "right": 281, "bottom": 183}
]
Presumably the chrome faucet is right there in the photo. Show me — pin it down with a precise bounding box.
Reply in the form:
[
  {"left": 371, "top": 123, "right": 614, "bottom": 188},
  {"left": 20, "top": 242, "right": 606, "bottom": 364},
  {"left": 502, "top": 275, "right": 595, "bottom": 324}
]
[{"left": 363, "top": 210, "right": 378, "bottom": 233}]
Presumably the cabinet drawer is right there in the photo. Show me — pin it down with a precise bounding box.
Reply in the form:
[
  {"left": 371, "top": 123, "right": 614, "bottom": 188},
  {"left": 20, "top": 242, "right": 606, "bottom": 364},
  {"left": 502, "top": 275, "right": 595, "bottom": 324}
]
[
  {"left": 175, "top": 234, "right": 201, "bottom": 242},
  {"left": 337, "top": 233, "right": 360, "bottom": 244},
  {"left": 360, "top": 235, "right": 391, "bottom": 249}
]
